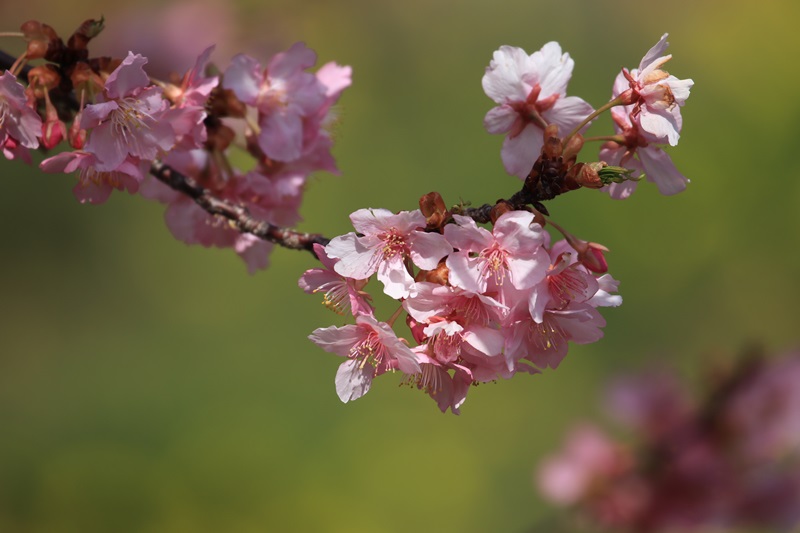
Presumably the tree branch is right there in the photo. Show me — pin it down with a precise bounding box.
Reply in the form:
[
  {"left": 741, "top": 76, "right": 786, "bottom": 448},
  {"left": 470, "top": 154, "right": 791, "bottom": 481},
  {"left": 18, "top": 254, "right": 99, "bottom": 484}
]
[{"left": 149, "top": 160, "right": 330, "bottom": 254}]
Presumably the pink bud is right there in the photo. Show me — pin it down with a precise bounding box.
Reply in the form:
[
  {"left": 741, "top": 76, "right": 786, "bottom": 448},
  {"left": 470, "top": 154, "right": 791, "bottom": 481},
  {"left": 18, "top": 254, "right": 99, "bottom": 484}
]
[
  {"left": 571, "top": 240, "right": 609, "bottom": 274},
  {"left": 68, "top": 111, "right": 87, "bottom": 150},
  {"left": 40, "top": 99, "right": 66, "bottom": 150}
]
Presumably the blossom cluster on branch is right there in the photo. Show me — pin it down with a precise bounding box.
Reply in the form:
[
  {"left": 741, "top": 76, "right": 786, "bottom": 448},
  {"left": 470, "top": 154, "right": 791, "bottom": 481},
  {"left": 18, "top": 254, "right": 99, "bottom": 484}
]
[
  {"left": 1, "top": 19, "right": 349, "bottom": 271},
  {"left": 303, "top": 36, "right": 692, "bottom": 412},
  {"left": 0, "top": 20, "right": 692, "bottom": 412},
  {"left": 537, "top": 349, "right": 800, "bottom": 532}
]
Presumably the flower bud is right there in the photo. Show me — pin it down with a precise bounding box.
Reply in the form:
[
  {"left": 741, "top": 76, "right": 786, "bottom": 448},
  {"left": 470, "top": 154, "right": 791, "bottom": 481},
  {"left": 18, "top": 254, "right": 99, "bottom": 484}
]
[
  {"left": 20, "top": 20, "right": 58, "bottom": 60},
  {"left": 416, "top": 260, "right": 449, "bottom": 286},
  {"left": 542, "top": 124, "right": 562, "bottom": 159},
  {"left": 68, "top": 110, "right": 87, "bottom": 149},
  {"left": 597, "top": 165, "right": 639, "bottom": 186},
  {"left": 41, "top": 107, "right": 66, "bottom": 150},
  {"left": 419, "top": 192, "right": 449, "bottom": 231},
  {"left": 490, "top": 200, "right": 514, "bottom": 224},
  {"left": 567, "top": 162, "right": 605, "bottom": 190},
  {"left": 566, "top": 237, "right": 609, "bottom": 274},
  {"left": 562, "top": 132, "right": 584, "bottom": 162}
]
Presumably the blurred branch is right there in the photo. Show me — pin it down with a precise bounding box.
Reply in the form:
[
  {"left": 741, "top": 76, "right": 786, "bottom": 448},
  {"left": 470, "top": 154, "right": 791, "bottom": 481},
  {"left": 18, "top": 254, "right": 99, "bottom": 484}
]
[{"left": 149, "top": 160, "right": 330, "bottom": 254}]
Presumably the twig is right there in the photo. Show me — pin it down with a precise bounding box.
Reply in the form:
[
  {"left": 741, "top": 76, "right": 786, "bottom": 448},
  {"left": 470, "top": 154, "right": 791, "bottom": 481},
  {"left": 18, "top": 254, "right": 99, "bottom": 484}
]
[{"left": 149, "top": 160, "right": 330, "bottom": 254}]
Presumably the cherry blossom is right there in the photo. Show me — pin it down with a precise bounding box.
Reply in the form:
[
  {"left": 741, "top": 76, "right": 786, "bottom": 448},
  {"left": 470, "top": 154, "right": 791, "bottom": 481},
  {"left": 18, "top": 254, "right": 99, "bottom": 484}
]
[
  {"left": 40, "top": 150, "right": 147, "bottom": 204},
  {"left": 444, "top": 211, "right": 548, "bottom": 293},
  {"left": 482, "top": 43, "right": 594, "bottom": 178},
  {"left": 309, "top": 315, "right": 421, "bottom": 402},
  {"left": 325, "top": 208, "right": 452, "bottom": 299},
  {"left": 620, "top": 33, "right": 694, "bottom": 146},
  {"left": 601, "top": 71, "right": 689, "bottom": 198},
  {"left": 539, "top": 353, "right": 800, "bottom": 532},
  {"left": 0, "top": 71, "right": 42, "bottom": 157},
  {"left": 223, "top": 43, "right": 328, "bottom": 162},
  {"left": 81, "top": 52, "right": 175, "bottom": 172},
  {"left": 298, "top": 243, "right": 374, "bottom": 317}
]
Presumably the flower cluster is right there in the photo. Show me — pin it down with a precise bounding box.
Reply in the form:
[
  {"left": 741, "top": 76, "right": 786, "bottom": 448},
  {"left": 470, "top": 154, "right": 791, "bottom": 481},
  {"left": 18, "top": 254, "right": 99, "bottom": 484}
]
[
  {"left": 537, "top": 351, "right": 800, "bottom": 532},
  {"left": 2, "top": 23, "right": 695, "bottom": 413},
  {"left": 1, "top": 19, "right": 349, "bottom": 272},
  {"left": 601, "top": 34, "right": 694, "bottom": 199},
  {"left": 483, "top": 35, "right": 693, "bottom": 198},
  {"left": 0, "top": 70, "right": 42, "bottom": 161},
  {"left": 303, "top": 204, "right": 620, "bottom": 413},
  {"left": 141, "top": 42, "right": 350, "bottom": 272}
]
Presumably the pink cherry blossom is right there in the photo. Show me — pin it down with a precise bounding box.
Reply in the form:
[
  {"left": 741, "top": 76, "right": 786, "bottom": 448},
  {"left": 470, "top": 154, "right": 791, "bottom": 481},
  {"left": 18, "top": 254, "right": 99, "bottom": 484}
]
[
  {"left": 325, "top": 208, "right": 452, "bottom": 299},
  {"left": 223, "top": 43, "right": 327, "bottom": 162},
  {"left": 482, "top": 43, "right": 594, "bottom": 178},
  {"left": 298, "top": 243, "right": 374, "bottom": 317},
  {"left": 403, "top": 281, "right": 507, "bottom": 327},
  {"left": 724, "top": 353, "right": 800, "bottom": 460},
  {"left": 408, "top": 347, "right": 472, "bottom": 414},
  {"left": 0, "top": 71, "right": 42, "bottom": 155},
  {"left": 81, "top": 52, "right": 175, "bottom": 172},
  {"left": 309, "top": 315, "right": 421, "bottom": 402},
  {"left": 588, "top": 274, "right": 623, "bottom": 309},
  {"left": 601, "top": 71, "right": 689, "bottom": 199},
  {"left": 504, "top": 301, "right": 606, "bottom": 371},
  {"left": 161, "top": 46, "right": 219, "bottom": 152},
  {"left": 605, "top": 367, "right": 694, "bottom": 442},
  {"left": 444, "top": 211, "right": 548, "bottom": 293},
  {"left": 539, "top": 354, "right": 800, "bottom": 531},
  {"left": 620, "top": 34, "right": 693, "bottom": 146},
  {"left": 537, "top": 424, "right": 630, "bottom": 506},
  {"left": 40, "top": 151, "right": 147, "bottom": 204},
  {"left": 526, "top": 247, "right": 600, "bottom": 324}
]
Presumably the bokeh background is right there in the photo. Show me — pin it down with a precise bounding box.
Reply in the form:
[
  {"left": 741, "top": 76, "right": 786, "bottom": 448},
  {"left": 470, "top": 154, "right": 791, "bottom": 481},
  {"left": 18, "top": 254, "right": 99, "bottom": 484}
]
[{"left": 1, "top": 0, "right": 798, "bottom": 531}]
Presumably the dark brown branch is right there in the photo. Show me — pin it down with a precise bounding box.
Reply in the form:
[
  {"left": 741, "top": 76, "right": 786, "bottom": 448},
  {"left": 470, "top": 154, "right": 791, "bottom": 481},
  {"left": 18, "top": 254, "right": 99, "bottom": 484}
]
[{"left": 149, "top": 160, "right": 330, "bottom": 254}]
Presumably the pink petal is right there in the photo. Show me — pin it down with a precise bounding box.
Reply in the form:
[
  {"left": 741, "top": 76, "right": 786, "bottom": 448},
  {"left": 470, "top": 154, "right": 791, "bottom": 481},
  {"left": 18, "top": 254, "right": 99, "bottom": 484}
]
[
  {"left": 348, "top": 208, "right": 394, "bottom": 235},
  {"left": 638, "top": 33, "right": 670, "bottom": 72},
  {"left": 484, "top": 105, "right": 517, "bottom": 134},
  {"left": 377, "top": 256, "right": 416, "bottom": 299},
  {"left": 463, "top": 326, "right": 504, "bottom": 357},
  {"left": 223, "top": 54, "right": 262, "bottom": 105},
  {"left": 84, "top": 121, "right": 128, "bottom": 171},
  {"left": 446, "top": 253, "right": 484, "bottom": 293},
  {"left": 268, "top": 42, "right": 317, "bottom": 79},
  {"left": 501, "top": 124, "right": 543, "bottom": 179},
  {"left": 234, "top": 233, "right": 272, "bottom": 274},
  {"left": 482, "top": 45, "right": 531, "bottom": 103},
  {"left": 408, "top": 231, "right": 452, "bottom": 270},
  {"left": 335, "top": 359, "right": 373, "bottom": 402},
  {"left": 258, "top": 109, "right": 303, "bottom": 162},
  {"left": 443, "top": 215, "right": 492, "bottom": 251},
  {"left": 72, "top": 180, "right": 112, "bottom": 204},
  {"left": 316, "top": 62, "right": 352, "bottom": 98},
  {"left": 328, "top": 233, "right": 379, "bottom": 280},
  {"left": 637, "top": 108, "right": 681, "bottom": 146},
  {"left": 80, "top": 101, "right": 119, "bottom": 129},
  {"left": 531, "top": 41, "right": 573, "bottom": 97},
  {"left": 308, "top": 324, "right": 366, "bottom": 358},
  {"left": 545, "top": 96, "right": 594, "bottom": 133},
  {"left": 639, "top": 146, "right": 689, "bottom": 195},
  {"left": 105, "top": 52, "right": 150, "bottom": 99},
  {"left": 507, "top": 249, "right": 549, "bottom": 290}
]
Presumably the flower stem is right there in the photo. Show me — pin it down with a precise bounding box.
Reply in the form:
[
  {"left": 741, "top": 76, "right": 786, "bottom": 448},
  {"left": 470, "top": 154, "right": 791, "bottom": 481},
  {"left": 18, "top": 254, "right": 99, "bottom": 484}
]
[
  {"left": 582, "top": 135, "right": 625, "bottom": 144},
  {"left": 562, "top": 94, "right": 626, "bottom": 147},
  {"left": 386, "top": 305, "right": 405, "bottom": 328}
]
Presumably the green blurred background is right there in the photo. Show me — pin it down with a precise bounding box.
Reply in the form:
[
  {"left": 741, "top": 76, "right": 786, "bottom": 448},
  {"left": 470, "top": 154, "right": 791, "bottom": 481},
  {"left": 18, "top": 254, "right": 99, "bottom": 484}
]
[{"left": 1, "top": 0, "right": 798, "bottom": 531}]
